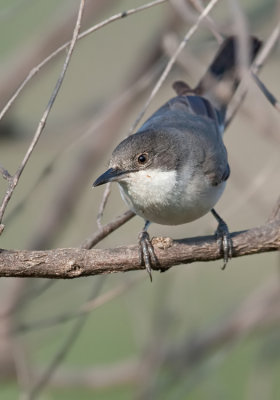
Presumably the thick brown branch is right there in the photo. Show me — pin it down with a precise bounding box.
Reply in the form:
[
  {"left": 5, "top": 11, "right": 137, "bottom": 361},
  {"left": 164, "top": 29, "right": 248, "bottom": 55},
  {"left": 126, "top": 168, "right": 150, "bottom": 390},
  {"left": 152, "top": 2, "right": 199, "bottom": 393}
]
[{"left": 0, "top": 220, "right": 279, "bottom": 279}]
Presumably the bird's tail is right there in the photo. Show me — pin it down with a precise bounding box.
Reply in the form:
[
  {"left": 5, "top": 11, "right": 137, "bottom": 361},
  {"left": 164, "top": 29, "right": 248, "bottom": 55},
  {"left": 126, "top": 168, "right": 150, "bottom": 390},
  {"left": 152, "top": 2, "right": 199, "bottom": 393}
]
[{"left": 195, "top": 36, "right": 262, "bottom": 111}]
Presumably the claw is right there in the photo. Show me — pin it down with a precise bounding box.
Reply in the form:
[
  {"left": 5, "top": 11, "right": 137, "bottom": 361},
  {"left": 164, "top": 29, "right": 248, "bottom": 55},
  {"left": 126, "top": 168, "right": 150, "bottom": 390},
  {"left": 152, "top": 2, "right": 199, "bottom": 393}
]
[
  {"left": 138, "top": 222, "right": 158, "bottom": 281},
  {"left": 211, "top": 209, "right": 233, "bottom": 269}
]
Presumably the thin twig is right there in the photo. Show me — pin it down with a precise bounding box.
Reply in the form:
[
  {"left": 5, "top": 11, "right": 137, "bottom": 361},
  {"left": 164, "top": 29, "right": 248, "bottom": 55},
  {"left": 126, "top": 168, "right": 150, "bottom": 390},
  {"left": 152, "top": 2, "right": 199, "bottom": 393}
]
[
  {"left": 0, "top": 1, "right": 111, "bottom": 112},
  {"left": 173, "top": 0, "right": 223, "bottom": 43},
  {"left": 226, "top": 22, "right": 280, "bottom": 127},
  {"left": 251, "top": 22, "right": 280, "bottom": 112},
  {"left": 82, "top": 210, "right": 135, "bottom": 250},
  {"left": 225, "top": 154, "right": 279, "bottom": 218},
  {"left": 253, "top": 23, "right": 280, "bottom": 73},
  {"left": 0, "top": 0, "right": 86, "bottom": 229},
  {"left": 15, "top": 276, "right": 142, "bottom": 334},
  {"left": 0, "top": 0, "right": 168, "bottom": 122},
  {"left": 96, "top": 182, "right": 112, "bottom": 228},
  {"left": 252, "top": 72, "right": 280, "bottom": 112}
]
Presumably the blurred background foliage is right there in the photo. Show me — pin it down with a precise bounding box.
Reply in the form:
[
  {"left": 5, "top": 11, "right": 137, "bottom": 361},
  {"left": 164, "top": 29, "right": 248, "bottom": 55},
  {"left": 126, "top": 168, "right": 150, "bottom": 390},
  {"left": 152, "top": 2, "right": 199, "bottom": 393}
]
[{"left": 0, "top": 0, "right": 279, "bottom": 399}]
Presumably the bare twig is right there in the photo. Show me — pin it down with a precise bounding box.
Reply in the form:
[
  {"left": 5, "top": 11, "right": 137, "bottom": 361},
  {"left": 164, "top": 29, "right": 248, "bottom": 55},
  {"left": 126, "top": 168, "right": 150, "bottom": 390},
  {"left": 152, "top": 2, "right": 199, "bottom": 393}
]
[
  {"left": 0, "top": 0, "right": 85, "bottom": 229},
  {"left": 171, "top": 0, "right": 223, "bottom": 43},
  {"left": 0, "top": 1, "right": 112, "bottom": 111},
  {"left": 15, "top": 276, "right": 142, "bottom": 334},
  {"left": 96, "top": 183, "right": 112, "bottom": 228},
  {"left": 226, "top": 22, "right": 280, "bottom": 127},
  {"left": 252, "top": 73, "right": 280, "bottom": 112},
  {"left": 0, "top": 0, "right": 168, "bottom": 121},
  {"left": 82, "top": 210, "right": 135, "bottom": 250},
  {"left": 252, "top": 23, "right": 280, "bottom": 72},
  {"left": 250, "top": 22, "right": 280, "bottom": 112},
  {"left": 226, "top": 155, "right": 279, "bottom": 217}
]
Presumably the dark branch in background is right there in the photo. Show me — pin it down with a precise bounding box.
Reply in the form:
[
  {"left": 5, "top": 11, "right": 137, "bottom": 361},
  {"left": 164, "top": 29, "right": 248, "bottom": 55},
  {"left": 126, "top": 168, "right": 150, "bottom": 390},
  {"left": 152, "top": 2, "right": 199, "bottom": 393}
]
[
  {"left": 253, "top": 73, "right": 280, "bottom": 112},
  {"left": 5, "top": 278, "right": 280, "bottom": 390},
  {"left": 14, "top": 276, "right": 142, "bottom": 334}
]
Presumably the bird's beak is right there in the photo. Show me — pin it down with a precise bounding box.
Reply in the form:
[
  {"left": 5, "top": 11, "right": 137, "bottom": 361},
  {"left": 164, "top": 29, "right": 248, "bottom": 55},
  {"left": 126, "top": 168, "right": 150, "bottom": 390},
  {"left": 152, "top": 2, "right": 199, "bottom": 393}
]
[{"left": 93, "top": 167, "right": 127, "bottom": 187}]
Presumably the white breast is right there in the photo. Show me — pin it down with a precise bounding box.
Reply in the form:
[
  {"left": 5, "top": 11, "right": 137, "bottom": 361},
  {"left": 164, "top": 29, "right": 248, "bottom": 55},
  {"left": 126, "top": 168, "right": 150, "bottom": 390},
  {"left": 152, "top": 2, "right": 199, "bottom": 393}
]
[{"left": 118, "top": 168, "right": 225, "bottom": 225}]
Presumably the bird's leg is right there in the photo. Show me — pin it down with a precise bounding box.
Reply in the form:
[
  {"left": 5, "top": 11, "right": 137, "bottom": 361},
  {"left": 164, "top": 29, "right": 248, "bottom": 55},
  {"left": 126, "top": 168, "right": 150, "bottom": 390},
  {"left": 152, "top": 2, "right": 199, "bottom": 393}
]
[
  {"left": 211, "top": 209, "right": 233, "bottom": 269},
  {"left": 138, "top": 221, "right": 157, "bottom": 281}
]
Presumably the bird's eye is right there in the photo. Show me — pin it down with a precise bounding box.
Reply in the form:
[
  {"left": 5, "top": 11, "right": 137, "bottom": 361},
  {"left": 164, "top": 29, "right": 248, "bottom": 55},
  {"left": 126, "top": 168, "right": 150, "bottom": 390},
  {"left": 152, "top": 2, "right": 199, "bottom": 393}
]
[{"left": 137, "top": 153, "right": 148, "bottom": 164}]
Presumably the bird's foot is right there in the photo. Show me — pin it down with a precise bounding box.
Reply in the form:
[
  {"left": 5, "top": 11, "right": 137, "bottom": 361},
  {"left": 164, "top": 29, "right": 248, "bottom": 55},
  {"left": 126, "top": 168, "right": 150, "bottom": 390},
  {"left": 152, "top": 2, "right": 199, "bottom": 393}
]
[
  {"left": 138, "top": 230, "right": 158, "bottom": 282},
  {"left": 211, "top": 209, "right": 233, "bottom": 269}
]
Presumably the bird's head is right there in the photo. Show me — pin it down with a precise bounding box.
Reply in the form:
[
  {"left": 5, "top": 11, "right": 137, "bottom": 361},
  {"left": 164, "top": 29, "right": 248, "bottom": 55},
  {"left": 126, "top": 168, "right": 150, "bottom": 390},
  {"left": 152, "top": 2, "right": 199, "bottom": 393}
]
[{"left": 93, "top": 130, "right": 180, "bottom": 188}]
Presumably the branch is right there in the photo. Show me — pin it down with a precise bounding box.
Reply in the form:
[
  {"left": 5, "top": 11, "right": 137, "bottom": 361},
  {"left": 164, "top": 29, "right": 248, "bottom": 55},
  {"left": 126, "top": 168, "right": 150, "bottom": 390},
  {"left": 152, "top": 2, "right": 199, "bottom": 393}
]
[
  {"left": 226, "top": 22, "right": 280, "bottom": 127},
  {"left": 81, "top": 210, "right": 135, "bottom": 250},
  {"left": 0, "top": 219, "right": 279, "bottom": 279}
]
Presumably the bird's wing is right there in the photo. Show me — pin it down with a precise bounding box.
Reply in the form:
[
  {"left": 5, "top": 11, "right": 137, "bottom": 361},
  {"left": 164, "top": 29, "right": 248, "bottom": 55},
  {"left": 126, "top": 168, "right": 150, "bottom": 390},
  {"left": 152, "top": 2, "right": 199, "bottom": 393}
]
[
  {"left": 138, "top": 95, "right": 224, "bottom": 135},
  {"left": 166, "top": 96, "right": 230, "bottom": 186}
]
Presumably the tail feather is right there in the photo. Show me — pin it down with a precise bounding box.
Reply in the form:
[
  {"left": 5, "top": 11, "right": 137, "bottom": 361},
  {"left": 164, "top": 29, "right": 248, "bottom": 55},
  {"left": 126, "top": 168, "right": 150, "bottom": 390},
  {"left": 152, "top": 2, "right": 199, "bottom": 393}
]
[{"left": 195, "top": 36, "right": 262, "bottom": 110}]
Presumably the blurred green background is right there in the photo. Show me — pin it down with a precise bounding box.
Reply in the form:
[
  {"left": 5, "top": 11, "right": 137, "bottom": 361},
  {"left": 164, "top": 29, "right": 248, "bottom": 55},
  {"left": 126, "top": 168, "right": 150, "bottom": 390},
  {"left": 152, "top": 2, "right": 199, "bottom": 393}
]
[{"left": 0, "top": 0, "right": 279, "bottom": 399}]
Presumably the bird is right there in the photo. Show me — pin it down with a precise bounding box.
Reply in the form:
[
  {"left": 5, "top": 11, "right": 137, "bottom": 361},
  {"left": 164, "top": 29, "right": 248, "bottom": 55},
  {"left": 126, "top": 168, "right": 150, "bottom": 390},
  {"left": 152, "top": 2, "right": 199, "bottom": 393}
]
[{"left": 93, "top": 36, "right": 262, "bottom": 281}]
